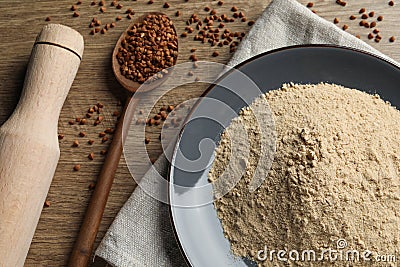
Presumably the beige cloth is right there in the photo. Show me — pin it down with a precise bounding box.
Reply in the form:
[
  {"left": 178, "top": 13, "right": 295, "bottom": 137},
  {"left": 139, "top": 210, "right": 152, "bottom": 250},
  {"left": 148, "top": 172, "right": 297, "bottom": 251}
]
[{"left": 95, "top": 0, "right": 398, "bottom": 266}]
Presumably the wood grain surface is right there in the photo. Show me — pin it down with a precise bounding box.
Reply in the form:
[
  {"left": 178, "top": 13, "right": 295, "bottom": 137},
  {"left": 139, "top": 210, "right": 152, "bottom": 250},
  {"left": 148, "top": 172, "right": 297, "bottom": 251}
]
[{"left": 0, "top": 0, "right": 398, "bottom": 266}]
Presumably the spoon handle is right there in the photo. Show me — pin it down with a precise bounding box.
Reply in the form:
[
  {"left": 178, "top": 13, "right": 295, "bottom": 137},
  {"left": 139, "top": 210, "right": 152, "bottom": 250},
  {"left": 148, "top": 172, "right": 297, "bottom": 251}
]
[{"left": 69, "top": 96, "right": 138, "bottom": 267}]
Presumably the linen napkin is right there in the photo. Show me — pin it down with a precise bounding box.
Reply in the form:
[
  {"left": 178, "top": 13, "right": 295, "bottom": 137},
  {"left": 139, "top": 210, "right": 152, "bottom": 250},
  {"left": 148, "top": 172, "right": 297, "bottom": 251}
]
[{"left": 95, "top": 0, "right": 399, "bottom": 266}]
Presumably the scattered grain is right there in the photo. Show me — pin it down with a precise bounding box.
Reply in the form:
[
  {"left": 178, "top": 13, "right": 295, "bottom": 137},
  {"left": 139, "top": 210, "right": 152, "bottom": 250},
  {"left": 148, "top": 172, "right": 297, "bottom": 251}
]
[
  {"left": 105, "top": 128, "right": 114, "bottom": 134},
  {"left": 370, "top": 21, "right": 376, "bottom": 28},
  {"left": 248, "top": 20, "right": 255, "bottom": 26},
  {"left": 73, "top": 164, "right": 81, "bottom": 171},
  {"left": 44, "top": 200, "right": 51, "bottom": 208},
  {"left": 72, "top": 140, "right": 80, "bottom": 147},
  {"left": 335, "top": 0, "right": 346, "bottom": 6},
  {"left": 189, "top": 54, "right": 198, "bottom": 61}
]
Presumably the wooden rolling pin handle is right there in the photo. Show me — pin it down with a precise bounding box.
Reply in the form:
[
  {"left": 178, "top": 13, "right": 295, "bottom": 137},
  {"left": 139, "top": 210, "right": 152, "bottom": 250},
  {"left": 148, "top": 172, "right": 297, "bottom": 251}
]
[{"left": 0, "top": 24, "right": 83, "bottom": 267}]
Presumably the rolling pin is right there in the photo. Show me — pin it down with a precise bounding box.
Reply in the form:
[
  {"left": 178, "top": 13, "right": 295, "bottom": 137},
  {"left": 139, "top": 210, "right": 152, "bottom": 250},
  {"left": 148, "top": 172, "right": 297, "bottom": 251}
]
[{"left": 0, "top": 24, "right": 83, "bottom": 267}]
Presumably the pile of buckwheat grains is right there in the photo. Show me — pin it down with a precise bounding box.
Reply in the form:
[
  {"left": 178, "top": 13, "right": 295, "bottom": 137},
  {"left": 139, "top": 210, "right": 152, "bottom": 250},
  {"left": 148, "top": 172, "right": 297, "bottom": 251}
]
[
  {"left": 116, "top": 13, "right": 178, "bottom": 83},
  {"left": 209, "top": 83, "right": 400, "bottom": 266}
]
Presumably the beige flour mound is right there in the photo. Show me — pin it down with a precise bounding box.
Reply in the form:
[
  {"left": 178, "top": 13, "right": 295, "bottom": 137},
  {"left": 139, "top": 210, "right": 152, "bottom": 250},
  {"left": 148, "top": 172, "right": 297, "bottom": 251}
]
[{"left": 209, "top": 83, "right": 400, "bottom": 267}]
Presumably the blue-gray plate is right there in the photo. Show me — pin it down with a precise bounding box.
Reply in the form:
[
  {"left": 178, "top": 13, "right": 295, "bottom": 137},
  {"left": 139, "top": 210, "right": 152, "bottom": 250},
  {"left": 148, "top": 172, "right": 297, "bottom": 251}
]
[{"left": 168, "top": 45, "right": 400, "bottom": 267}]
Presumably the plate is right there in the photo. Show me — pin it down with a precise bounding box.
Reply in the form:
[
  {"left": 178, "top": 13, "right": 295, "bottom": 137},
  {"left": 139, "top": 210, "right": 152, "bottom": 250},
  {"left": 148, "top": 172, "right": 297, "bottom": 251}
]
[{"left": 168, "top": 45, "right": 400, "bottom": 267}]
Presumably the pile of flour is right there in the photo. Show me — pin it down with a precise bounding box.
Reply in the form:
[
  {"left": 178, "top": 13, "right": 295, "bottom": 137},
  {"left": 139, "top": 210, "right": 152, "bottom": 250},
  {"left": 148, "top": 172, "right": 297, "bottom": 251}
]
[{"left": 209, "top": 83, "right": 400, "bottom": 266}]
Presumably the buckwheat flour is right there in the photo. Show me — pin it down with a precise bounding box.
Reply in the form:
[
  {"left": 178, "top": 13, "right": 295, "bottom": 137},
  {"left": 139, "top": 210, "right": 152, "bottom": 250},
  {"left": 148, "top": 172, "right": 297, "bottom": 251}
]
[{"left": 209, "top": 83, "right": 400, "bottom": 266}]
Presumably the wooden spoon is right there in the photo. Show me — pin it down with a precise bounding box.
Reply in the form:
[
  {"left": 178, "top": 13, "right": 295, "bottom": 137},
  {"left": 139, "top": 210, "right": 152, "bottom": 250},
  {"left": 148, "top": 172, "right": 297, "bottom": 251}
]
[{"left": 69, "top": 12, "right": 178, "bottom": 267}]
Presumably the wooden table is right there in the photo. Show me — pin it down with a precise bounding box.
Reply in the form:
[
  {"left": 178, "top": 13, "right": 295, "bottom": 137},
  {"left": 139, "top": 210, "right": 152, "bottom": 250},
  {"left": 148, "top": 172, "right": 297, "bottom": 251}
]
[{"left": 0, "top": 0, "right": 398, "bottom": 266}]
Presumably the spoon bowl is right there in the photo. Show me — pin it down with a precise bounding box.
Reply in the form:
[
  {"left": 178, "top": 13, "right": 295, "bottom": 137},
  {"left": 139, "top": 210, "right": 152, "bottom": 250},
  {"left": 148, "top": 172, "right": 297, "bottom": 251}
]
[{"left": 112, "top": 12, "right": 178, "bottom": 93}]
